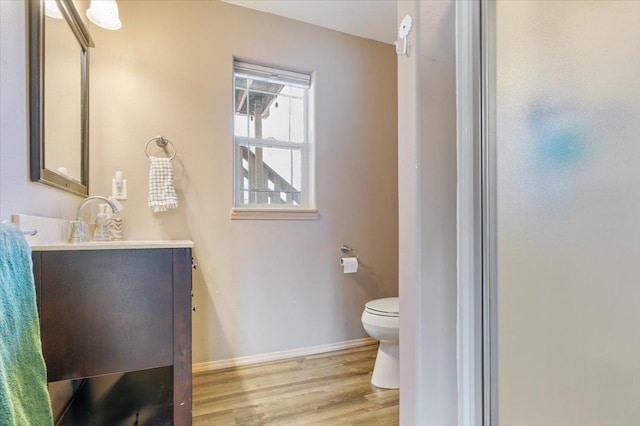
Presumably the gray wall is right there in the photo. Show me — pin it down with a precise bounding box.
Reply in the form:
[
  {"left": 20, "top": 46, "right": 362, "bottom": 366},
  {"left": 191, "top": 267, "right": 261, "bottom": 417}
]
[
  {"left": 398, "top": 0, "right": 458, "bottom": 424},
  {"left": 88, "top": 0, "right": 399, "bottom": 364}
]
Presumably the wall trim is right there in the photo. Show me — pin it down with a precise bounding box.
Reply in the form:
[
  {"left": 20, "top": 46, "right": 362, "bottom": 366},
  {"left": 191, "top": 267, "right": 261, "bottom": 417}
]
[
  {"left": 230, "top": 208, "right": 319, "bottom": 220},
  {"left": 455, "top": 0, "right": 483, "bottom": 425},
  {"left": 192, "top": 337, "right": 376, "bottom": 373},
  {"left": 481, "top": 0, "right": 499, "bottom": 424}
]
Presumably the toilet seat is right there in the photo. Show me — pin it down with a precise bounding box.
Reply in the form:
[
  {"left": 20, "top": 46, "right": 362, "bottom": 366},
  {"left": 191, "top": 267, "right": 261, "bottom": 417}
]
[{"left": 364, "top": 297, "right": 398, "bottom": 317}]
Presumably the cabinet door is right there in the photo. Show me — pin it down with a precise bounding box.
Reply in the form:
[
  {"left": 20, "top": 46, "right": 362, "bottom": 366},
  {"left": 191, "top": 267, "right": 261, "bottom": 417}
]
[{"left": 40, "top": 249, "right": 173, "bottom": 381}]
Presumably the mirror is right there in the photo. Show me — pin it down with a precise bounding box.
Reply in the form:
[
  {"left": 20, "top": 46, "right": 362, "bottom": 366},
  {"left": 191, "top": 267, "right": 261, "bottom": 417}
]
[{"left": 29, "top": 0, "right": 94, "bottom": 196}]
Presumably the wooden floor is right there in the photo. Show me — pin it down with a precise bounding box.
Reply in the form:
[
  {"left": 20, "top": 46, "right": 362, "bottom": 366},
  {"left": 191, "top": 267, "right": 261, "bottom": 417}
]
[{"left": 192, "top": 343, "right": 399, "bottom": 425}]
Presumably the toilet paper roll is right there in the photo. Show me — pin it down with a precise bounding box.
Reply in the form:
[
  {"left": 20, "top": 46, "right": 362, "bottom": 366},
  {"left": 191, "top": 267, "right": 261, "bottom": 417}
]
[{"left": 340, "top": 257, "right": 358, "bottom": 274}]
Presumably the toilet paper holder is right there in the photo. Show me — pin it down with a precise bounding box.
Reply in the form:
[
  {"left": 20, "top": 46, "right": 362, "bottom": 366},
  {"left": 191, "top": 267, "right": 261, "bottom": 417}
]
[{"left": 339, "top": 245, "right": 359, "bottom": 258}]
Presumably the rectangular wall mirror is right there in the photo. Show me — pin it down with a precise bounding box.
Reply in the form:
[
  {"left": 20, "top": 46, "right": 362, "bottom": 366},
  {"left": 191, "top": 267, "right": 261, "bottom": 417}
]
[{"left": 29, "top": 0, "right": 94, "bottom": 196}]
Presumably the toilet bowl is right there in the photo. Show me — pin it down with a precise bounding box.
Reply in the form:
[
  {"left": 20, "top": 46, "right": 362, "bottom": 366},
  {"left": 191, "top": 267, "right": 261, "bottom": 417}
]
[{"left": 361, "top": 297, "right": 399, "bottom": 389}]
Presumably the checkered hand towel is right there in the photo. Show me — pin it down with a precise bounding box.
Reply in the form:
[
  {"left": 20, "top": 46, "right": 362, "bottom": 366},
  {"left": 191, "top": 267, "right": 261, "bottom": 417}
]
[{"left": 148, "top": 156, "right": 178, "bottom": 213}]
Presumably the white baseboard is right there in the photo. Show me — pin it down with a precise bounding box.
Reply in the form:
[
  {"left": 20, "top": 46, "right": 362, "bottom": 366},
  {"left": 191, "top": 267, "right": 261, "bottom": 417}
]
[{"left": 192, "top": 337, "right": 376, "bottom": 373}]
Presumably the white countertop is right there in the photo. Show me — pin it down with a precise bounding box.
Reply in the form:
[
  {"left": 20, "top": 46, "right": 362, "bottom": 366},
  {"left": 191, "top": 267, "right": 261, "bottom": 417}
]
[{"left": 31, "top": 240, "right": 194, "bottom": 251}]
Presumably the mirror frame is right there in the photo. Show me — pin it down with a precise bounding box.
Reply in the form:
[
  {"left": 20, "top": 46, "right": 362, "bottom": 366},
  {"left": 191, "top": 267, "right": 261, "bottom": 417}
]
[{"left": 28, "top": 0, "right": 94, "bottom": 196}]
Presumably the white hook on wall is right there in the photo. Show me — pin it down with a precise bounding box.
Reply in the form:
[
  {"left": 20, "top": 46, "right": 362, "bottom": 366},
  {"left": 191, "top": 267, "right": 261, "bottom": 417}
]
[{"left": 395, "top": 15, "right": 413, "bottom": 56}]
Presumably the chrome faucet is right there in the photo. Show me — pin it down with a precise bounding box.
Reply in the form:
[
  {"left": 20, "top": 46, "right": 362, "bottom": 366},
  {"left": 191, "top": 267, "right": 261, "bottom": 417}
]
[{"left": 69, "top": 196, "right": 123, "bottom": 243}]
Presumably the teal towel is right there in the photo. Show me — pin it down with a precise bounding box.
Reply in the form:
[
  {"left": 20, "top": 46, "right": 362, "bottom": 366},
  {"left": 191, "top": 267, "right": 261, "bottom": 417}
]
[{"left": 0, "top": 223, "right": 53, "bottom": 425}]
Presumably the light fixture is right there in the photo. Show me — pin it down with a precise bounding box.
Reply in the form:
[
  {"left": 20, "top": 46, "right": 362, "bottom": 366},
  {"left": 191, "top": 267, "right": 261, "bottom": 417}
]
[
  {"left": 44, "top": 0, "right": 64, "bottom": 19},
  {"left": 86, "top": 0, "right": 122, "bottom": 30}
]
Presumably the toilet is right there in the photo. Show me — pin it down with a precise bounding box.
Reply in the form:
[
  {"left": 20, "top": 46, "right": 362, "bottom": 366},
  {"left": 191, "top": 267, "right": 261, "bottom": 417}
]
[{"left": 361, "top": 297, "right": 399, "bottom": 389}]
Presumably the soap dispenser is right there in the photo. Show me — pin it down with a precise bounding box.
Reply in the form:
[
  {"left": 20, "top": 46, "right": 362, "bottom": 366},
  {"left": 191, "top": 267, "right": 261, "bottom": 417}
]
[{"left": 93, "top": 204, "right": 110, "bottom": 241}]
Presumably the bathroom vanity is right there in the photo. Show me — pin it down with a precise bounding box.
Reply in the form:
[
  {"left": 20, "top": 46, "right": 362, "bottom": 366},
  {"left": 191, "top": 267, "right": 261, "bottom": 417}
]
[{"left": 31, "top": 241, "right": 193, "bottom": 425}]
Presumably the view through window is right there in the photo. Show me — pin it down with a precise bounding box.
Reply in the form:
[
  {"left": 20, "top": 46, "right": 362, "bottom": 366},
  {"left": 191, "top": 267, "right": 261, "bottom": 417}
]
[{"left": 233, "top": 61, "right": 311, "bottom": 208}]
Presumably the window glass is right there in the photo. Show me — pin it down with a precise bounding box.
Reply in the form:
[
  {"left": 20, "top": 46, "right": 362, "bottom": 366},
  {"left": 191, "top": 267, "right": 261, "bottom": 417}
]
[{"left": 233, "top": 62, "right": 311, "bottom": 209}]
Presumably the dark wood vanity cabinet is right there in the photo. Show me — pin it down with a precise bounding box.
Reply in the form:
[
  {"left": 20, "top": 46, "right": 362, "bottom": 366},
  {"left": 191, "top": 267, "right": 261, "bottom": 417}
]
[{"left": 32, "top": 247, "right": 192, "bottom": 425}]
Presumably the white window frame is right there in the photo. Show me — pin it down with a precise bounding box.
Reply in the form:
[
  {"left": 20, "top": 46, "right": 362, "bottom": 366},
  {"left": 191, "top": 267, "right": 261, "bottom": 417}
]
[{"left": 230, "top": 60, "right": 317, "bottom": 220}]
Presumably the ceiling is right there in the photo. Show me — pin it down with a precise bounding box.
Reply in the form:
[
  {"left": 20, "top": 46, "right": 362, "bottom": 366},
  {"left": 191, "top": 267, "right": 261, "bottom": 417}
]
[{"left": 222, "top": 0, "right": 397, "bottom": 45}]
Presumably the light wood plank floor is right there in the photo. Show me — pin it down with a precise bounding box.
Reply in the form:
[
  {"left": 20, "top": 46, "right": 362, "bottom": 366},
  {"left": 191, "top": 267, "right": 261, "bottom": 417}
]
[{"left": 193, "top": 343, "right": 399, "bottom": 425}]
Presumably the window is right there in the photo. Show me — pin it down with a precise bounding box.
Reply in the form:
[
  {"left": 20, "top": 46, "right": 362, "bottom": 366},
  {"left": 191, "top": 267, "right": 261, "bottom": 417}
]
[{"left": 231, "top": 61, "right": 316, "bottom": 220}]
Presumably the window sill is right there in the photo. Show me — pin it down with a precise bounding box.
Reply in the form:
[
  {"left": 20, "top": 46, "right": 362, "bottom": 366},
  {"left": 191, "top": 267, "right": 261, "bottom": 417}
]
[{"left": 230, "top": 208, "right": 319, "bottom": 221}]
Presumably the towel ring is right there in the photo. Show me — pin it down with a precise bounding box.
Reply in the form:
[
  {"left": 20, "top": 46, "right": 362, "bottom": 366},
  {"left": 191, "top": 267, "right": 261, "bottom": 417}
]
[{"left": 144, "top": 136, "right": 176, "bottom": 160}]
